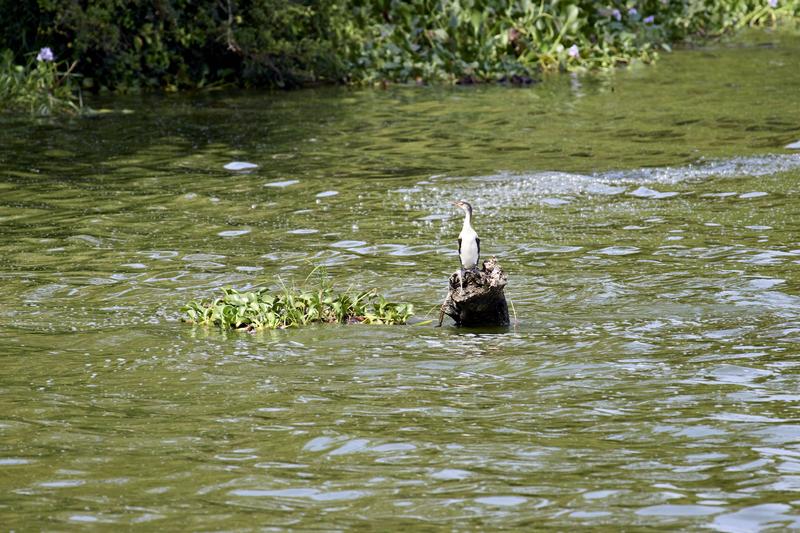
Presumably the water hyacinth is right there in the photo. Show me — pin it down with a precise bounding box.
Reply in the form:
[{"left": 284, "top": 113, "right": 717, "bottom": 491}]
[
  {"left": 568, "top": 45, "right": 580, "bottom": 59},
  {"left": 644, "top": 15, "right": 655, "bottom": 23},
  {"left": 183, "top": 282, "right": 414, "bottom": 330},
  {"left": 768, "top": 0, "right": 778, "bottom": 7},
  {"left": 36, "top": 47, "right": 54, "bottom": 62},
  {"left": 0, "top": 48, "right": 83, "bottom": 116},
  {"left": 612, "top": 8, "right": 622, "bottom": 21},
  {"left": 628, "top": 7, "right": 638, "bottom": 16}
]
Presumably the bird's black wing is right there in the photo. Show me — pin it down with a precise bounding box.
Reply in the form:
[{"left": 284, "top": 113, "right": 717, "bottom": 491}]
[
  {"left": 476, "top": 238, "right": 481, "bottom": 261},
  {"left": 457, "top": 238, "right": 462, "bottom": 256}
]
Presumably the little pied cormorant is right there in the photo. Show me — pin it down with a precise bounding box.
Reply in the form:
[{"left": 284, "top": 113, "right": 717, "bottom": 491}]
[{"left": 454, "top": 200, "right": 480, "bottom": 271}]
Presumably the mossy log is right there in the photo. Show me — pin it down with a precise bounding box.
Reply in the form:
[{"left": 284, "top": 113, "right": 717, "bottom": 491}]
[{"left": 437, "top": 257, "right": 509, "bottom": 327}]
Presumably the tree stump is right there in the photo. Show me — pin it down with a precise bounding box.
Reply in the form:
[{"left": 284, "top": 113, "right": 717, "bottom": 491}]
[{"left": 437, "top": 257, "right": 509, "bottom": 327}]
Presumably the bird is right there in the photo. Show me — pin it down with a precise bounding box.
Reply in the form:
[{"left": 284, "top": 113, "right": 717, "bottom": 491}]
[{"left": 454, "top": 200, "right": 480, "bottom": 290}]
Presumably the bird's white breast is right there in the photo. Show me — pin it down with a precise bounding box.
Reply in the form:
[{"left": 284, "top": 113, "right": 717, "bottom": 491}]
[{"left": 459, "top": 227, "right": 479, "bottom": 269}]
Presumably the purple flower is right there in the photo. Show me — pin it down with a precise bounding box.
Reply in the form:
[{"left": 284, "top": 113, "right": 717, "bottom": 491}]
[
  {"left": 768, "top": 0, "right": 778, "bottom": 7},
  {"left": 628, "top": 7, "right": 638, "bottom": 16},
  {"left": 612, "top": 8, "right": 622, "bottom": 21},
  {"left": 36, "top": 47, "right": 54, "bottom": 62},
  {"left": 567, "top": 45, "right": 580, "bottom": 58},
  {"left": 644, "top": 15, "right": 655, "bottom": 23}
]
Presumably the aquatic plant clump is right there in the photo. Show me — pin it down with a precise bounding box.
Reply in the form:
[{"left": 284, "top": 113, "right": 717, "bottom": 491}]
[
  {"left": 346, "top": 0, "right": 800, "bottom": 83},
  {"left": 0, "top": 48, "right": 84, "bottom": 116},
  {"left": 183, "top": 286, "right": 414, "bottom": 330}
]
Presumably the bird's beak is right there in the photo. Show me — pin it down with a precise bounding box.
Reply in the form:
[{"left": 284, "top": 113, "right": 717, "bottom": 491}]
[{"left": 452, "top": 201, "right": 460, "bottom": 207}]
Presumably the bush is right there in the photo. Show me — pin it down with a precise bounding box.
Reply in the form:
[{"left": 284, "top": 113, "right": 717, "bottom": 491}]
[{"left": 0, "top": 0, "right": 352, "bottom": 91}]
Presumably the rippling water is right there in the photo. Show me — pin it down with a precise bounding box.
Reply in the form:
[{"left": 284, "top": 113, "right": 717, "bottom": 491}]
[{"left": 1, "top": 31, "right": 800, "bottom": 529}]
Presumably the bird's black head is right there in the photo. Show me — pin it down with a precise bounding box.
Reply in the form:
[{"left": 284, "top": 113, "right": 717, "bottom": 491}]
[{"left": 453, "top": 200, "right": 473, "bottom": 215}]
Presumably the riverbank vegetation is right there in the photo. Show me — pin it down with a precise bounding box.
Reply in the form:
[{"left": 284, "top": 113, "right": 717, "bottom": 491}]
[
  {"left": 0, "top": 48, "right": 83, "bottom": 115},
  {"left": 183, "top": 283, "right": 414, "bottom": 330},
  {"left": 1, "top": 0, "right": 798, "bottom": 114}
]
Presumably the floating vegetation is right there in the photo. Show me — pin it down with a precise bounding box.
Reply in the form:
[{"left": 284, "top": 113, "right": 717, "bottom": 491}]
[{"left": 183, "top": 282, "right": 414, "bottom": 331}]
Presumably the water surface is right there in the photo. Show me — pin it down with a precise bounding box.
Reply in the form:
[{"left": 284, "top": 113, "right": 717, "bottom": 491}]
[{"left": 1, "top": 31, "right": 800, "bottom": 529}]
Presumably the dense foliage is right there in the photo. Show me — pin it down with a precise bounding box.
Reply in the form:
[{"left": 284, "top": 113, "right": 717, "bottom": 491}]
[
  {"left": 0, "top": 0, "right": 798, "bottom": 101},
  {"left": 350, "top": 0, "right": 798, "bottom": 82},
  {"left": 183, "top": 284, "right": 414, "bottom": 330}
]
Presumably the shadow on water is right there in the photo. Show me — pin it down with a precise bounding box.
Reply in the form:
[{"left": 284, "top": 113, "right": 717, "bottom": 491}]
[{"left": 0, "top": 31, "right": 800, "bottom": 529}]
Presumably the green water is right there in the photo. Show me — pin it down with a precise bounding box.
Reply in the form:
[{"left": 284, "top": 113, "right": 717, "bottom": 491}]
[{"left": 2, "top": 31, "right": 800, "bottom": 529}]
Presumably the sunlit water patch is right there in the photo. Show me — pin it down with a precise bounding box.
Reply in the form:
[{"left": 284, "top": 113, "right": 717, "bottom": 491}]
[{"left": 399, "top": 154, "right": 800, "bottom": 216}]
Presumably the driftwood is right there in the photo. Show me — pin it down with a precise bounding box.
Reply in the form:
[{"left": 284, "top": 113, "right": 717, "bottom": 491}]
[{"left": 437, "top": 257, "right": 509, "bottom": 327}]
